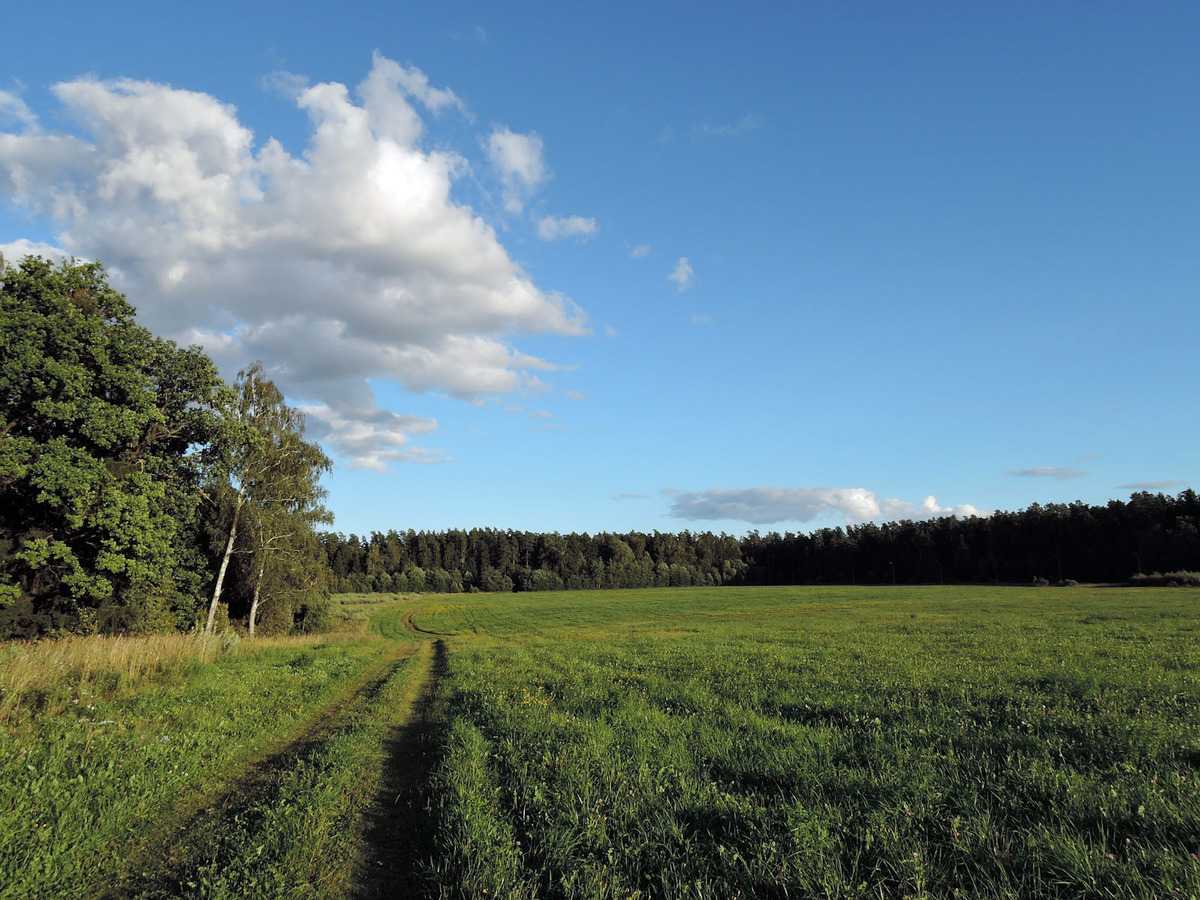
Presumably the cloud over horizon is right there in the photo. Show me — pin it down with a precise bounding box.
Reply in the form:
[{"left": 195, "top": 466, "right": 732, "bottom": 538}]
[
  {"left": 0, "top": 56, "right": 589, "bottom": 471},
  {"left": 1009, "top": 466, "right": 1087, "bottom": 480},
  {"left": 668, "top": 486, "right": 984, "bottom": 526}
]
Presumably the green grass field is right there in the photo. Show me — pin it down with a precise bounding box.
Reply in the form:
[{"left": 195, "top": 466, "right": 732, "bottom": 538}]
[
  {"left": 0, "top": 599, "right": 433, "bottom": 899},
  {"left": 415, "top": 586, "right": 1200, "bottom": 899},
  {"left": 3, "top": 586, "right": 1199, "bottom": 898}
]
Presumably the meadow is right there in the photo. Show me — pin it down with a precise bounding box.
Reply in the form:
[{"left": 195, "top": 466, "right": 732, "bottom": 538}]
[
  {"left": 2, "top": 585, "right": 1199, "bottom": 898},
  {"left": 415, "top": 586, "right": 1200, "bottom": 899},
  {"left": 0, "top": 600, "right": 434, "bottom": 899}
]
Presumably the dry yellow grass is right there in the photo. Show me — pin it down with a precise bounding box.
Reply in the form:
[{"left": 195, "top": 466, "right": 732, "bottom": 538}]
[{"left": 0, "top": 630, "right": 335, "bottom": 726}]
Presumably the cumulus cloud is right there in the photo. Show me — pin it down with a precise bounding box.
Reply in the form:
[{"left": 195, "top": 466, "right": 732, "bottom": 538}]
[
  {"left": 1009, "top": 466, "right": 1087, "bottom": 480},
  {"left": 365, "top": 52, "right": 468, "bottom": 117},
  {"left": 485, "top": 126, "right": 548, "bottom": 213},
  {"left": 668, "top": 257, "right": 693, "bottom": 291},
  {"left": 615, "top": 493, "right": 649, "bottom": 500},
  {"left": 1, "top": 238, "right": 69, "bottom": 264},
  {"left": 0, "top": 56, "right": 589, "bottom": 471},
  {"left": 298, "top": 402, "right": 443, "bottom": 472},
  {"left": 537, "top": 214, "right": 596, "bottom": 241},
  {"left": 668, "top": 487, "right": 985, "bottom": 526},
  {"left": 628, "top": 244, "right": 651, "bottom": 259}
]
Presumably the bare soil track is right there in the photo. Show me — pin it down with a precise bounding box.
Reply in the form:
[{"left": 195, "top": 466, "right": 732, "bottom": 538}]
[{"left": 95, "top": 624, "right": 447, "bottom": 899}]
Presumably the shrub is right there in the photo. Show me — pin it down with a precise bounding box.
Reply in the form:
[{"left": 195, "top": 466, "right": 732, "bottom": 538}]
[{"left": 1129, "top": 570, "right": 1200, "bottom": 587}]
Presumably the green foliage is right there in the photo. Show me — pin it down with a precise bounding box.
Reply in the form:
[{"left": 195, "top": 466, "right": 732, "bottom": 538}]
[
  {"left": 0, "top": 257, "right": 227, "bottom": 636},
  {"left": 321, "top": 489, "right": 1200, "bottom": 593},
  {"left": 202, "top": 362, "right": 334, "bottom": 635}
]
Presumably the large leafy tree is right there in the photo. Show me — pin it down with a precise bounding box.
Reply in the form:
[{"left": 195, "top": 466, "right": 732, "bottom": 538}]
[{"left": 0, "top": 256, "right": 227, "bottom": 635}]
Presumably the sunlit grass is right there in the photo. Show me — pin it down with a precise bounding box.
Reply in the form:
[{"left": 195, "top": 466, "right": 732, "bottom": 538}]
[
  {"left": 327, "top": 591, "right": 421, "bottom": 634},
  {"left": 421, "top": 586, "right": 1200, "bottom": 899},
  {"left": 0, "top": 603, "right": 421, "bottom": 900},
  {"left": 0, "top": 630, "right": 349, "bottom": 727}
]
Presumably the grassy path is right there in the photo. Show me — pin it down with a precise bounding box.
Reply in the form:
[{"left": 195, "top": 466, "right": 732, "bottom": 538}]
[
  {"left": 81, "top": 599, "right": 447, "bottom": 900},
  {"left": 354, "top": 638, "right": 447, "bottom": 898}
]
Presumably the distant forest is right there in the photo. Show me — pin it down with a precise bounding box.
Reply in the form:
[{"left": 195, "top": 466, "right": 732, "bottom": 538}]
[
  {"left": 6, "top": 256, "right": 1198, "bottom": 642},
  {"left": 323, "top": 489, "right": 1200, "bottom": 593}
]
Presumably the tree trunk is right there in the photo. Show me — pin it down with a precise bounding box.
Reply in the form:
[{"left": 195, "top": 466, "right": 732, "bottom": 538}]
[
  {"left": 205, "top": 485, "right": 244, "bottom": 634},
  {"left": 248, "top": 550, "right": 266, "bottom": 636}
]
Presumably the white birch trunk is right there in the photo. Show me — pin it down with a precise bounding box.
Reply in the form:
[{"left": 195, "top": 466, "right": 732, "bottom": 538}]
[
  {"left": 204, "top": 484, "right": 245, "bottom": 634},
  {"left": 248, "top": 550, "right": 266, "bottom": 636}
]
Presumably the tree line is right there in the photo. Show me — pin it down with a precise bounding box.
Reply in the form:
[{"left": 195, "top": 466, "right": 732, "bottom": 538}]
[
  {"left": 0, "top": 256, "right": 331, "bottom": 638},
  {"left": 322, "top": 490, "right": 1199, "bottom": 594},
  {"left": 5, "top": 256, "right": 1196, "bottom": 639}
]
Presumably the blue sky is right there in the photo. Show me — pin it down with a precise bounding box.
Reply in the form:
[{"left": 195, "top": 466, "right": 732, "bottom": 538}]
[{"left": 2, "top": 2, "right": 1196, "bottom": 536}]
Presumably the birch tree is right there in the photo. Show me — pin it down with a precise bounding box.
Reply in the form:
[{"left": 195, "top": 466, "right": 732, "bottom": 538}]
[{"left": 204, "top": 363, "right": 330, "bottom": 634}]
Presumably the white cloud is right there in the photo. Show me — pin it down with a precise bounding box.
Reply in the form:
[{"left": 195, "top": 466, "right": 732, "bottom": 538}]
[
  {"left": 1, "top": 238, "right": 69, "bottom": 265},
  {"left": 693, "top": 113, "right": 763, "bottom": 138},
  {"left": 1009, "top": 466, "right": 1087, "bottom": 480},
  {"left": 485, "top": 126, "right": 548, "bottom": 213},
  {"left": 367, "top": 51, "right": 468, "bottom": 117},
  {"left": 537, "top": 214, "right": 597, "bottom": 241},
  {"left": 691, "top": 314, "right": 712, "bottom": 325},
  {"left": 0, "top": 91, "right": 36, "bottom": 128},
  {"left": 0, "top": 56, "right": 588, "bottom": 469},
  {"left": 668, "top": 487, "right": 985, "bottom": 526},
  {"left": 668, "top": 257, "right": 693, "bottom": 291},
  {"left": 563, "top": 390, "right": 585, "bottom": 401},
  {"left": 629, "top": 244, "right": 651, "bottom": 259},
  {"left": 298, "top": 402, "right": 443, "bottom": 472}
]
